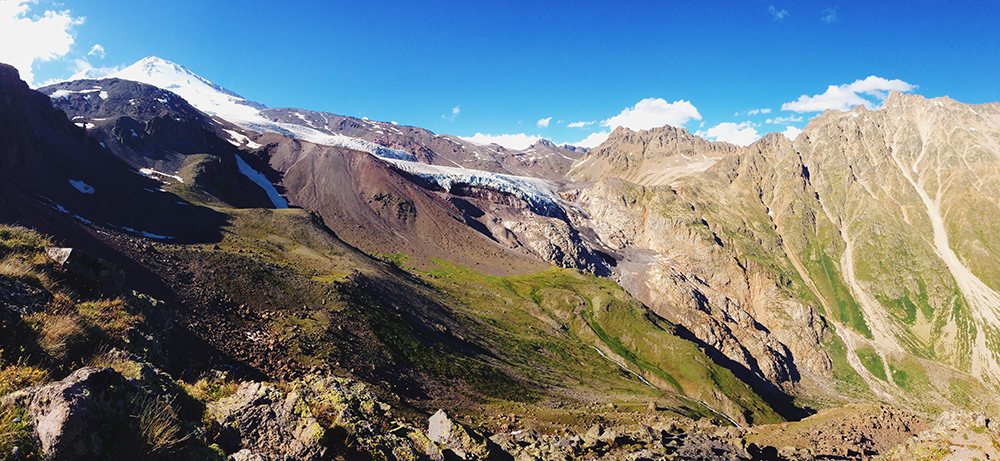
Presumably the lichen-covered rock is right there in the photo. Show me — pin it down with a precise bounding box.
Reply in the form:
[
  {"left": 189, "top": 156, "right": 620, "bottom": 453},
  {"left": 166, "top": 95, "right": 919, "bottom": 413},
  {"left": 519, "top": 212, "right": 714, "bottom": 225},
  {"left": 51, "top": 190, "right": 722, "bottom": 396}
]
[
  {"left": 0, "top": 273, "right": 52, "bottom": 317},
  {"left": 207, "top": 382, "right": 327, "bottom": 461},
  {"left": 881, "top": 411, "right": 999, "bottom": 461},
  {"left": 207, "top": 375, "right": 425, "bottom": 461}
]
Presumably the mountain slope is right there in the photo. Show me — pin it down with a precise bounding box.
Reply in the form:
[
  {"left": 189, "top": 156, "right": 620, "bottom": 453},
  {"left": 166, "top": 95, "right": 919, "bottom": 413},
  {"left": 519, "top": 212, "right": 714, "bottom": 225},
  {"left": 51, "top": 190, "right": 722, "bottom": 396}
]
[
  {"left": 39, "top": 77, "right": 277, "bottom": 209},
  {"left": 0, "top": 63, "right": 229, "bottom": 244},
  {"left": 566, "top": 93, "right": 1000, "bottom": 412}
]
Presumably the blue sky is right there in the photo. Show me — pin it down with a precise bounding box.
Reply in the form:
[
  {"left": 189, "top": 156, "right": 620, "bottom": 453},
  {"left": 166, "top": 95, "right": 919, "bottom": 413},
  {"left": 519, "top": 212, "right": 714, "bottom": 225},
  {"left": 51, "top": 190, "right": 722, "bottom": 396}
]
[{"left": 3, "top": 0, "right": 999, "bottom": 149}]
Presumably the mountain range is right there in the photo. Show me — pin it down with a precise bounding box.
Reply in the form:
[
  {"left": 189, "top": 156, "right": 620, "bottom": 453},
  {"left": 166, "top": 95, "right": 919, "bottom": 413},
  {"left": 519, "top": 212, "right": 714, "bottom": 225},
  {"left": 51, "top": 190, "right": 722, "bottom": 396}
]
[{"left": 2, "top": 56, "right": 1000, "bottom": 460}]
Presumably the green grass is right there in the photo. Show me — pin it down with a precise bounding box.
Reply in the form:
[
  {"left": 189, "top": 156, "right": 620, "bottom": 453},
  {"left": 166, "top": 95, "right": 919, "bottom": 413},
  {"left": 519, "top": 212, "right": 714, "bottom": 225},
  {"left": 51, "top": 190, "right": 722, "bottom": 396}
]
[
  {"left": 375, "top": 253, "right": 412, "bottom": 270},
  {"left": 421, "top": 260, "right": 787, "bottom": 424},
  {"left": 822, "top": 325, "right": 870, "bottom": 396},
  {"left": 0, "top": 403, "right": 40, "bottom": 459},
  {"left": 855, "top": 346, "right": 887, "bottom": 381},
  {"left": 887, "top": 356, "right": 931, "bottom": 394},
  {"left": 806, "top": 249, "right": 873, "bottom": 339}
]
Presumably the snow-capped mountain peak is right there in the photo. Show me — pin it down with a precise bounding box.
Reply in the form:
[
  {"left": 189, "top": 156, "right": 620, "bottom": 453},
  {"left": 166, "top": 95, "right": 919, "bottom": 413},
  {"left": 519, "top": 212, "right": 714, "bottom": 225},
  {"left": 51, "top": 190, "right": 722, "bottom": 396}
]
[{"left": 111, "top": 56, "right": 266, "bottom": 121}]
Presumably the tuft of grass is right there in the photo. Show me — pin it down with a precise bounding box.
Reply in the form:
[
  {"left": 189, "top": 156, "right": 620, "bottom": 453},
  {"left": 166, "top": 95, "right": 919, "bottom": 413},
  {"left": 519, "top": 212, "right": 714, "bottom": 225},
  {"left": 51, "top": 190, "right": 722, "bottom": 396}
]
[
  {"left": 376, "top": 253, "right": 412, "bottom": 269},
  {"left": 183, "top": 372, "right": 238, "bottom": 403},
  {"left": 0, "top": 403, "right": 41, "bottom": 459},
  {"left": 104, "top": 394, "right": 189, "bottom": 460},
  {"left": 87, "top": 350, "right": 144, "bottom": 380},
  {"left": 0, "top": 226, "right": 51, "bottom": 259},
  {"left": 76, "top": 298, "right": 145, "bottom": 340},
  {"left": 36, "top": 314, "right": 89, "bottom": 362},
  {"left": 0, "top": 358, "right": 49, "bottom": 396}
]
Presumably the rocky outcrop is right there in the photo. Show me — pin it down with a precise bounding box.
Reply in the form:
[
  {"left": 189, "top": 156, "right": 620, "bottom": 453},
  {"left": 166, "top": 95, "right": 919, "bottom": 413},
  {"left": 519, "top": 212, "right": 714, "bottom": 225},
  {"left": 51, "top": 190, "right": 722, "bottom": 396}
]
[
  {"left": 0, "top": 274, "right": 52, "bottom": 318},
  {"left": 882, "top": 411, "right": 999, "bottom": 460},
  {"left": 207, "top": 382, "right": 327, "bottom": 461},
  {"left": 501, "top": 216, "right": 613, "bottom": 276},
  {"left": 569, "top": 177, "right": 829, "bottom": 393},
  {"left": 0, "top": 366, "right": 187, "bottom": 461},
  {"left": 428, "top": 410, "right": 509, "bottom": 460},
  {"left": 570, "top": 125, "right": 738, "bottom": 184},
  {"left": 207, "top": 375, "right": 427, "bottom": 461},
  {"left": 3, "top": 367, "right": 127, "bottom": 459}
]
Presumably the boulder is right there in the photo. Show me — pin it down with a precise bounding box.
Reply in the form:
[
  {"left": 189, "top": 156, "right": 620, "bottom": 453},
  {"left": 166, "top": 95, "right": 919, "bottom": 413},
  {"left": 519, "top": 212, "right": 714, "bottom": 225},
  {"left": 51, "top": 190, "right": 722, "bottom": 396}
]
[
  {"left": 46, "top": 247, "right": 125, "bottom": 296},
  {"left": 2, "top": 367, "right": 131, "bottom": 460},
  {"left": 428, "top": 409, "right": 510, "bottom": 460}
]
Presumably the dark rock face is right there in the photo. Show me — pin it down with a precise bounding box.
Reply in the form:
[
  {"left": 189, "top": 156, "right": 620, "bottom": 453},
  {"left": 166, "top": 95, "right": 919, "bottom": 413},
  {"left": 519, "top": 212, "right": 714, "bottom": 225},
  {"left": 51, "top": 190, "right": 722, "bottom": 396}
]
[
  {"left": 41, "top": 78, "right": 227, "bottom": 172},
  {"left": 0, "top": 64, "right": 88, "bottom": 179},
  {"left": 39, "top": 78, "right": 275, "bottom": 209}
]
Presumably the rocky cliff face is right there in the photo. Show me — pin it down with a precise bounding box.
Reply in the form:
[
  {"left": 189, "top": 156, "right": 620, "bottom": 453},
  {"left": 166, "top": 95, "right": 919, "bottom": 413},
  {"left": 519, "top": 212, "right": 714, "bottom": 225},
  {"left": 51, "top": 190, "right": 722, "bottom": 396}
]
[{"left": 564, "top": 93, "right": 1000, "bottom": 411}]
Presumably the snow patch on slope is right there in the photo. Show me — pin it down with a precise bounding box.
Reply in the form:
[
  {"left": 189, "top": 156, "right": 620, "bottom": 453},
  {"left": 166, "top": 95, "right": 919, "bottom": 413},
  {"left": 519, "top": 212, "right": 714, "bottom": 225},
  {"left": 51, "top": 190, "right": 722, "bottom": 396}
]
[
  {"left": 223, "top": 129, "right": 262, "bottom": 149},
  {"left": 50, "top": 88, "right": 101, "bottom": 99},
  {"left": 69, "top": 179, "right": 95, "bottom": 194},
  {"left": 139, "top": 168, "right": 184, "bottom": 184},
  {"left": 234, "top": 154, "right": 288, "bottom": 209}
]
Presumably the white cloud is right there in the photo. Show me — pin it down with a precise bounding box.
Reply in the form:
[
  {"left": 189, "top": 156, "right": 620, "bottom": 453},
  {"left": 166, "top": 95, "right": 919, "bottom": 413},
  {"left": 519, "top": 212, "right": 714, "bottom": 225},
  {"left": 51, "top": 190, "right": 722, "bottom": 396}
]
[
  {"left": 696, "top": 122, "right": 760, "bottom": 146},
  {"left": 747, "top": 108, "right": 772, "bottom": 116},
  {"left": 87, "top": 44, "right": 104, "bottom": 58},
  {"left": 765, "top": 115, "right": 803, "bottom": 124},
  {"left": 442, "top": 105, "right": 460, "bottom": 120},
  {"left": 821, "top": 7, "right": 837, "bottom": 23},
  {"left": 537, "top": 117, "right": 552, "bottom": 128},
  {"left": 568, "top": 120, "right": 595, "bottom": 128},
  {"left": 601, "top": 98, "right": 701, "bottom": 131},
  {"left": 781, "top": 76, "right": 917, "bottom": 113},
  {"left": 782, "top": 126, "right": 803, "bottom": 140},
  {"left": 459, "top": 133, "right": 540, "bottom": 150},
  {"left": 0, "top": 0, "right": 84, "bottom": 86},
  {"left": 571, "top": 131, "right": 611, "bottom": 149},
  {"left": 769, "top": 6, "right": 789, "bottom": 21},
  {"left": 63, "top": 58, "right": 121, "bottom": 81}
]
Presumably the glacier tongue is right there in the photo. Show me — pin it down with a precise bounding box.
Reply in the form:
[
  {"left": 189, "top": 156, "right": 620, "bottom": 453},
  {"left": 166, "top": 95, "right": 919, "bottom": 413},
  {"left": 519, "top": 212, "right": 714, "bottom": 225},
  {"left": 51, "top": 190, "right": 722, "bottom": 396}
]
[{"left": 384, "top": 158, "right": 563, "bottom": 217}]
